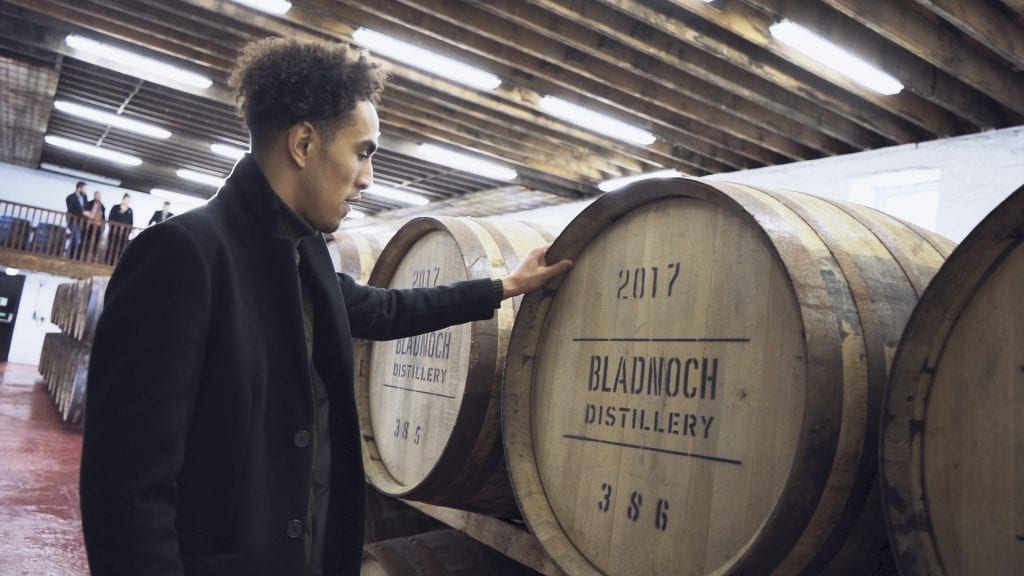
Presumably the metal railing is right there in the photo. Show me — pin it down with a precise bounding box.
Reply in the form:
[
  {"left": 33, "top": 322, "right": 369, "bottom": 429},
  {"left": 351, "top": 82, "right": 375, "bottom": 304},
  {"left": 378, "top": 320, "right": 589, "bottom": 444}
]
[{"left": 0, "top": 200, "right": 143, "bottom": 267}]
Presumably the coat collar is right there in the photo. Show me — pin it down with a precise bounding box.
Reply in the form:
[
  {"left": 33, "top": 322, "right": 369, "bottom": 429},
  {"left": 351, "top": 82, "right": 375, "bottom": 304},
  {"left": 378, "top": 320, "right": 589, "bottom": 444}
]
[{"left": 214, "top": 154, "right": 285, "bottom": 234}]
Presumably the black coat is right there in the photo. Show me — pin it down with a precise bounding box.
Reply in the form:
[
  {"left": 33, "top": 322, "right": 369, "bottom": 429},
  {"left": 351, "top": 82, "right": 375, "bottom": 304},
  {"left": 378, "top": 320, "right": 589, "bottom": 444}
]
[
  {"left": 81, "top": 156, "right": 496, "bottom": 575},
  {"left": 66, "top": 191, "right": 87, "bottom": 216}
]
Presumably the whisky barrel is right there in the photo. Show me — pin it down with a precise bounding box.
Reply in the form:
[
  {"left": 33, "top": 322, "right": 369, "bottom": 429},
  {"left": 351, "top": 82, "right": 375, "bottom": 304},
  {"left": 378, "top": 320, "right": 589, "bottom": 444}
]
[
  {"left": 356, "top": 217, "right": 554, "bottom": 516},
  {"left": 361, "top": 529, "right": 538, "bottom": 575},
  {"left": 881, "top": 182, "right": 1024, "bottom": 575},
  {"left": 364, "top": 484, "right": 443, "bottom": 543},
  {"left": 327, "top": 229, "right": 389, "bottom": 284},
  {"left": 503, "top": 178, "right": 955, "bottom": 575}
]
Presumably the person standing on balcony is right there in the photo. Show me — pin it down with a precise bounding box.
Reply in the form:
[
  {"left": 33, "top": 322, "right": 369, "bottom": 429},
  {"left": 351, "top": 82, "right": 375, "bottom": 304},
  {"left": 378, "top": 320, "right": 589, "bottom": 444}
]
[
  {"left": 107, "top": 194, "right": 134, "bottom": 265},
  {"left": 83, "top": 190, "right": 106, "bottom": 261},
  {"left": 65, "top": 181, "right": 88, "bottom": 259},
  {"left": 148, "top": 201, "right": 174, "bottom": 226}
]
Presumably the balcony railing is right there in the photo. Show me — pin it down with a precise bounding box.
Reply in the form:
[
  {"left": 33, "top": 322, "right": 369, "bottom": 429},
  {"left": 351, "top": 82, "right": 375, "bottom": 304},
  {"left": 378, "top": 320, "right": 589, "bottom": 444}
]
[{"left": 0, "top": 199, "right": 143, "bottom": 269}]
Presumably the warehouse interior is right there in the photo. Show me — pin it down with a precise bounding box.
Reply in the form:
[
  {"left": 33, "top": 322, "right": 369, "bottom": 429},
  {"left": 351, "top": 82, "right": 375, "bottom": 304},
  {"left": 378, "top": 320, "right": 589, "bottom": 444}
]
[{"left": 0, "top": 1, "right": 1022, "bottom": 575}]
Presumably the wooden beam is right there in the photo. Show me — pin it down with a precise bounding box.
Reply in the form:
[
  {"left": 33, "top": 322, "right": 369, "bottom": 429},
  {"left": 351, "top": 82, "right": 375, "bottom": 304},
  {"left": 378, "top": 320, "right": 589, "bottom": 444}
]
[
  {"left": 377, "top": 0, "right": 827, "bottom": 162},
  {"left": 662, "top": 0, "right": 967, "bottom": 137},
  {"left": 911, "top": 0, "right": 1024, "bottom": 69},
  {"left": 402, "top": 500, "right": 563, "bottom": 576},
  {"left": 384, "top": 79, "right": 700, "bottom": 174},
  {"left": 455, "top": 0, "right": 838, "bottom": 159},
  {"left": 819, "top": 0, "right": 1024, "bottom": 115},
  {"left": 385, "top": 90, "right": 655, "bottom": 176},
  {"left": 5, "top": 0, "right": 235, "bottom": 72},
  {"left": 742, "top": 0, "right": 1004, "bottom": 130},
  {"left": 570, "top": 0, "right": 928, "bottom": 143}
]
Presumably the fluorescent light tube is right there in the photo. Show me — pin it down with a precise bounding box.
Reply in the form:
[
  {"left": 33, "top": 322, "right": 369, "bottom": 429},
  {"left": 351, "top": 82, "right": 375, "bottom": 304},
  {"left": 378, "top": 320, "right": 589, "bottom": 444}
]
[
  {"left": 230, "top": 0, "right": 291, "bottom": 15},
  {"left": 352, "top": 28, "right": 501, "bottom": 91},
  {"left": 39, "top": 163, "right": 122, "bottom": 186},
  {"left": 539, "top": 96, "right": 656, "bottom": 145},
  {"left": 54, "top": 100, "right": 171, "bottom": 139},
  {"left": 210, "top": 143, "right": 247, "bottom": 161},
  {"left": 44, "top": 135, "right": 142, "bottom": 166},
  {"left": 151, "top": 188, "right": 209, "bottom": 208},
  {"left": 598, "top": 169, "right": 683, "bottom": 192},
  {"left": 770, "top": 20, "right": 903, "bottom": 96},
  {"left": 65, "top": 35, "right": 213, "bottom": 89},
  {"left": 176, "top": 168, "right": 226, "bottom": 187},
  {"left": 364, "top": 185, "right": 430, "bottom": 206},
  {"left": 417, "top": 144, "right": 517, "bottom": 181}
]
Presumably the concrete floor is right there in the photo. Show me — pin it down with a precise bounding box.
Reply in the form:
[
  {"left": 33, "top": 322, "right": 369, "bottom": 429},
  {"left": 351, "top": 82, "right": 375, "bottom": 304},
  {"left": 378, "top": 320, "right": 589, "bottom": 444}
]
[{"left": 0, "top": 362, "right": 89, "bottom": 575}]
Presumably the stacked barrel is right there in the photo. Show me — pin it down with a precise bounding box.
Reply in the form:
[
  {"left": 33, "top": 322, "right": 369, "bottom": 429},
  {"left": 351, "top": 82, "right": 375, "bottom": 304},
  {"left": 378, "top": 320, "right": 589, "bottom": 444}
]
[
  {"left": 38, "top": 276, "right": 109, "bottom": 425},
  {"left": 350, "top": 180, "right": 1024, "bottom": 575}
]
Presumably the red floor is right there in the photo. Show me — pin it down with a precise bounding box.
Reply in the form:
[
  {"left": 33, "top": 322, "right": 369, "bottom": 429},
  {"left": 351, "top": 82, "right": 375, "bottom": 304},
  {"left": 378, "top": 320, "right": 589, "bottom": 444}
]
[{"left": 0, "top": 363, "right": 89, "bottom": 575}]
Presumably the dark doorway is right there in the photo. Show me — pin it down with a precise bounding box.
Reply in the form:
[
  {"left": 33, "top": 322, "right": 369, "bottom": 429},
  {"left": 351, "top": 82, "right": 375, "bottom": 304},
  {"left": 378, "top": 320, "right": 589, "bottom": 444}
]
[{"left": 0, "top": 274, "right": 27, "bottom": 362}]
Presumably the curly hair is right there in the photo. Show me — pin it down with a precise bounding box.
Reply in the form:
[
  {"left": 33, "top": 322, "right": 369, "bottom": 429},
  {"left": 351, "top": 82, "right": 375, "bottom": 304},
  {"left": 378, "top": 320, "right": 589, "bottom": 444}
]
[{"left": 229, "top": 37, "right": 388, "bottom": 153}]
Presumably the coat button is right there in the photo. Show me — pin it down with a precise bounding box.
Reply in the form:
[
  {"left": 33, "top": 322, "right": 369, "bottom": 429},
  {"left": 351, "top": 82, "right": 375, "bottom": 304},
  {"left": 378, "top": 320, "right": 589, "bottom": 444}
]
[
  {"left": 294, "top": 430, "right": 311, "bottom": 448},
  {"left": 286, "top": 519, "right": 304, "bottom": 539}
]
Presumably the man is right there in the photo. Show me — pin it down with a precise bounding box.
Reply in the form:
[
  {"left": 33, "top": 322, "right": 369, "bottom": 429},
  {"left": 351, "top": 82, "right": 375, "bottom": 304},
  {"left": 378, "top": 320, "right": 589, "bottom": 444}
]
[
  {"left": 80, "top": 37, "right": 571, "bottom": 576},
  {"left": 82, "top": 190, "right": 106, "bottom": 261},
  {"left": 64, "top": 180, "right": 88, "bottom": 258},
  {"left": 148, "top": 201, "right": 174, "bottom": 225},
  {"left": 107, "top": 194, "right": 134, "bottom": 264}
]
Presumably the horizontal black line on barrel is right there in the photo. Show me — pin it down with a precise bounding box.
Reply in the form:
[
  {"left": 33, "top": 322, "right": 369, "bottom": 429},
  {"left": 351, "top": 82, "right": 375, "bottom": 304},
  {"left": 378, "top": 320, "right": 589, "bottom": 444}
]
[
  {"left": 572, "top": 337, "right": 750, "bottom": 343},
  {"left": 381, "top": 383, "right": 455, "bottom": 399},
  {"left": 563, "top": 434, "right": 743, "bottom": 466}
]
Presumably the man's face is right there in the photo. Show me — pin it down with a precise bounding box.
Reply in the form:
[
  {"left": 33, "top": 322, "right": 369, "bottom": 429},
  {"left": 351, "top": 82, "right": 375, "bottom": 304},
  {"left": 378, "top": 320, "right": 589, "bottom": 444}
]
[
  {"left": 298, "top": 100, "right": 378, "bottom": 232},
  {"left": 123, "top": 197, "right": 131, "bottom": 206},
  {"left": 77, "top": 186, "right": 87, "bottom": 196}
]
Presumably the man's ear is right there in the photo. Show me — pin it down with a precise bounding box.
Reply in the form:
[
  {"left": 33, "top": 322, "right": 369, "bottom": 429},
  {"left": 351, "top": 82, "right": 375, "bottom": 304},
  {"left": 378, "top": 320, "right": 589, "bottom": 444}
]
[{"left": 287, "top": 121, "right": 317, "bottom": 168}]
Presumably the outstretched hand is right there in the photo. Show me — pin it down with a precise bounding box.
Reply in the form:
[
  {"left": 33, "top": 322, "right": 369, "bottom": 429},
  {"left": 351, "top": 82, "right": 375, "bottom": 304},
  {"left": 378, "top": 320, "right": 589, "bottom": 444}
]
[{"left": 501, "top": 243, "right": 573, "bottom": 299}]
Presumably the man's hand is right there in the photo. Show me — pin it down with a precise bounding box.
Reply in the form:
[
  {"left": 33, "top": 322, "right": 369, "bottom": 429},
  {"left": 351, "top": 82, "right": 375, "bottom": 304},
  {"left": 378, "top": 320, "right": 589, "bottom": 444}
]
[{"left": 501, "top": 244, "right": 573, "bottom": 299}]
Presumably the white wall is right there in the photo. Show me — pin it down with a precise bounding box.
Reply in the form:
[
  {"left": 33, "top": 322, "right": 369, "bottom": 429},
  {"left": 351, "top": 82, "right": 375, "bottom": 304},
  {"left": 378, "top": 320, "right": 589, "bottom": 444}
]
[
  {"left": 7, "top": 271, "right": 65, "bottom": 366},
  {"left": 0, "top": 161, "right": 202, "bottom": 226},
  {"left": 500, "top": 125, "right": 1024, "bottom": 243}
]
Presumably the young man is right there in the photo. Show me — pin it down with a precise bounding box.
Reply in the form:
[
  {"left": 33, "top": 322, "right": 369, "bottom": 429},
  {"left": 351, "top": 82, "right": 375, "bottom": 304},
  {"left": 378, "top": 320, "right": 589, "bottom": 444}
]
[
  {"left": 148, "top": 201, "right": 174, "bottom": 225},
  {"left": 80, "top": 38, "right": 571, "bottom": 576},
  {"left": 64, "top": 180, "right": 88, "bottom": 258}
]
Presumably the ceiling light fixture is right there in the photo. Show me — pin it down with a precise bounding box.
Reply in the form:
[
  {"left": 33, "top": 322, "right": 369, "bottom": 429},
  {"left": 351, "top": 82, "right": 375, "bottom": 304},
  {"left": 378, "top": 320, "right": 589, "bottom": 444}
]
[
  {"left": 364, "top": 185, "right": 430, "bottom": 206},
  {"left": 44, "top": 135, "right": 142, "bottom": 166},
  {"left": 769, "top": 20, "right": 903, "bottom": 95},
  {"left": 54, "top": 100, "right": 171, "bottom": 139},
  {"left": 151, "top": 188, "right": 209, "bottom": 208},
  {"left": 352, "top": 28, "right": 502, "bottom": 91},
  {"left": 210, "top": 143, "right": 247, "bottom": 161},
  {"left": 229, "top": 0, "right": 291, "bottom": 15},
  {"left": 65, "top": 34, "right": 213, "bottom": 89},
  {"left": 416, "top": 144, "right": 518, "bottom": 181},
  {"left": 598, "top": 169, "right": 684, "bottom": 192},
  {"left": 39, "top": 163, "right": 122, "bottom": 186},
  {"left": 539, "top": 96, "right": 657, "bottom": 146},
  {"left": 176, "top": 168, "right": 226, "bottom": 188}
]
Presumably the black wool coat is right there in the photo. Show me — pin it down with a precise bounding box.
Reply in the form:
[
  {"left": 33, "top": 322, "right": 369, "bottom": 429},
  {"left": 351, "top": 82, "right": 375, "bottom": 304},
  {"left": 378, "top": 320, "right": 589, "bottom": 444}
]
[{"left": 80, "top": 156, "right": 497, "bottom": 576}]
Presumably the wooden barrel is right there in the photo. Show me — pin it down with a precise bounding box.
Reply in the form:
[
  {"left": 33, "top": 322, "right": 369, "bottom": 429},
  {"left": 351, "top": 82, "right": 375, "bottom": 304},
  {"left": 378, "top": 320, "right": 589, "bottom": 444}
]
[
  {"left": 364, "top": 484, "right": 443, "bottom": 543},
  {"left": 881, "top": 183, "right": 1024, "bottom": 575},
  {"left": 327, "top": 229, "right": 390, "bottom": 283},
  {"left": 503, "top": 178, "right": 955, "bottom": 575},
  {"left": 356, "top": 217, "right": 554, "bottom": 516},
  {"left": 361, "top": 529, "right": 539, "bottom": 575},
  {"left": 32, "top": 222, "right": 66, "bottom": 255},
  {"left": 38, "top": 332, "right": 89, "bottom": 424}
]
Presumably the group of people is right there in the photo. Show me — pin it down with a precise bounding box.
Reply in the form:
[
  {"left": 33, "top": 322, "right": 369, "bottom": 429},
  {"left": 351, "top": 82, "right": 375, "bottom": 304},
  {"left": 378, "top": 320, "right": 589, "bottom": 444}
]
[{"left": 64, "top": 180, "right": 174, "bottom": 262}]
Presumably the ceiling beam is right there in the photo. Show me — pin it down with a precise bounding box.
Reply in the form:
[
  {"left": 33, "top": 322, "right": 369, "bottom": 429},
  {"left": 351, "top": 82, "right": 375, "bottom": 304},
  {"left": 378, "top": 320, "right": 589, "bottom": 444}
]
[
  {"left": 911, "top": 0, "right": 1024, "bottom": 69},
  {"left": 819, "top": 0, "right": 1024, "bottom": 116},
  {"left": 741, "top": 0, "right": 1003, "bottom": 130}
]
